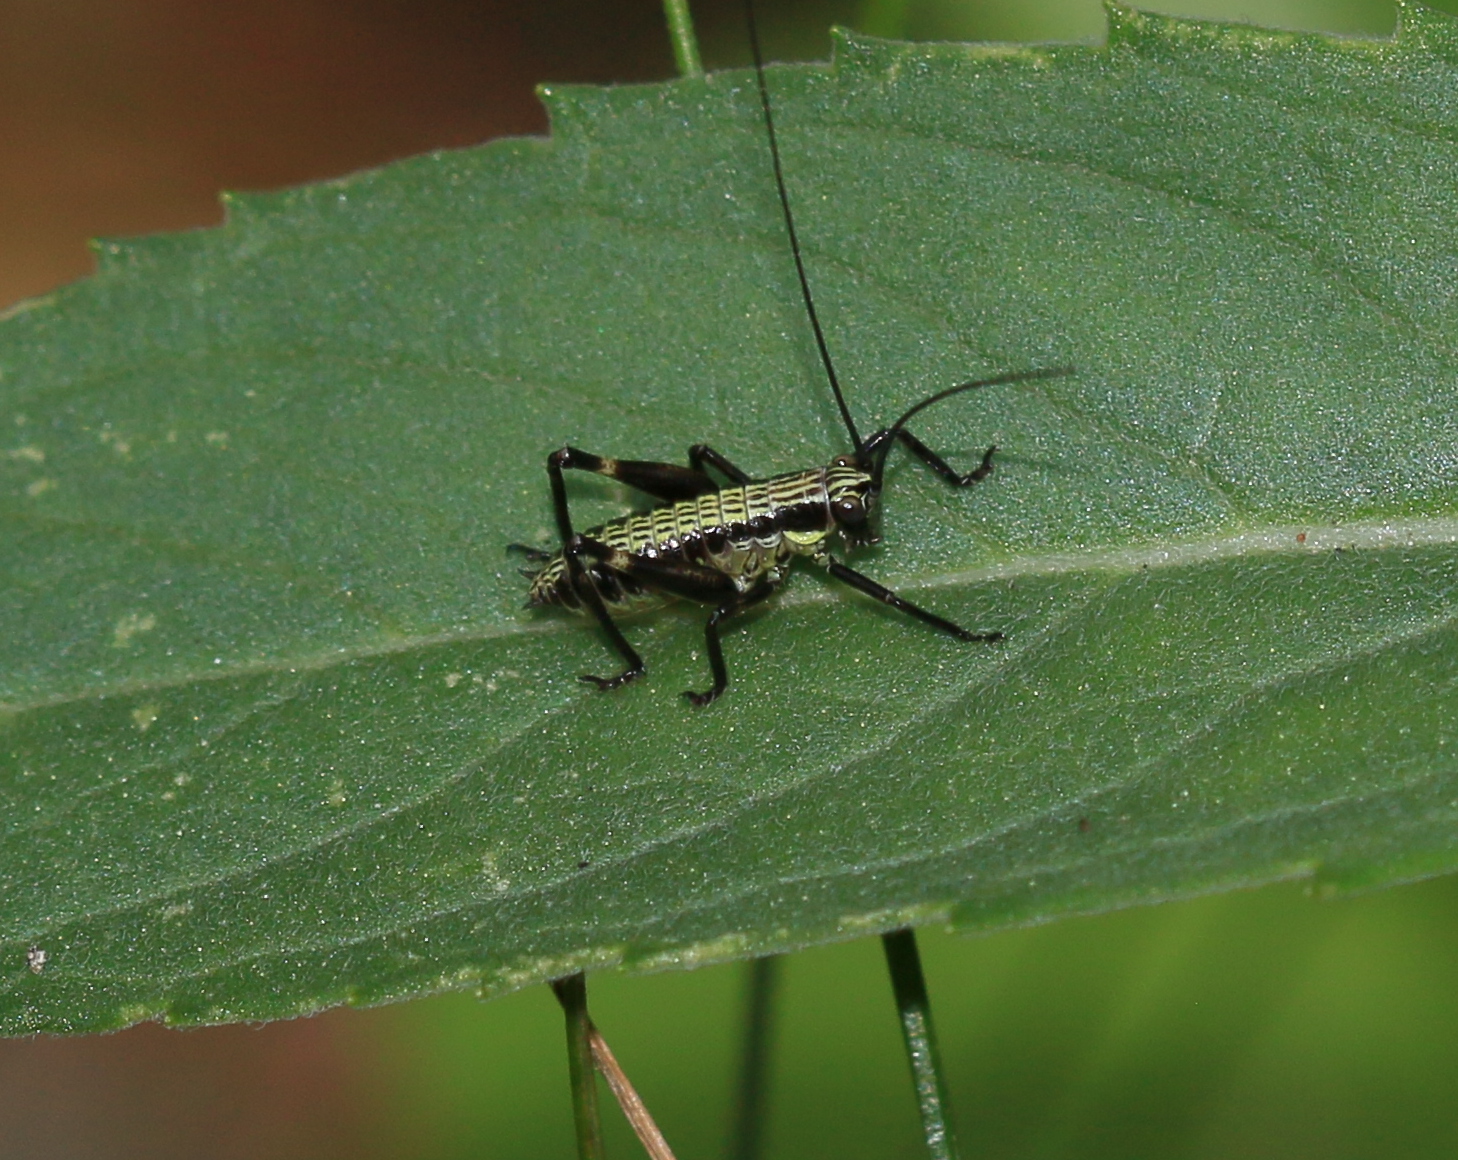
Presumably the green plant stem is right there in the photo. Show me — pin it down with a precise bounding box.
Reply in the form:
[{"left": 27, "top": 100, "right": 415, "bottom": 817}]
[
  {"left": 728, "top": 955, "right": 781, "bottom": 1160},
  {"left": 883, "top": 929, "right": 961, "bottom": 1160},
  {"left": 662, "top": 0, "right": 703, "bottom": 77},
  {"left": 552, "top": 973, "right": 606, "bottom": 1160}
]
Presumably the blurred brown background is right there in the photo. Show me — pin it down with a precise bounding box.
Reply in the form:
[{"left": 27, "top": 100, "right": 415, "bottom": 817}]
[
  {"left": 0, "top": 0, "right": 699, "bottom": 309},
  {"left": 0, "top": 0, "right": 906, "bottom": 309}
]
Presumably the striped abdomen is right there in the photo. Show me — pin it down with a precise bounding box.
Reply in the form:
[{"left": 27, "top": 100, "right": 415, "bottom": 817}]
[{"left": 527, "top": 467, "right": 841, "bottom": 613}]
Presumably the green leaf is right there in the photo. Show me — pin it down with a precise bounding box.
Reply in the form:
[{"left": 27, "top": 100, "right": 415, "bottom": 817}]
[{"left": 4, "top": 3, "right": 1458, "bottom": 1034}]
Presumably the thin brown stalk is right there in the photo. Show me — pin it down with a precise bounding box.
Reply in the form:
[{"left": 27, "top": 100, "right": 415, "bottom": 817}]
[{"left": 588, "top": 1021, "right": 678, "bottom": 1160}]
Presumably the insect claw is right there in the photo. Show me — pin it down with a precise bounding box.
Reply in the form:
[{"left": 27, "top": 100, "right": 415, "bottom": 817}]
[
  {"left": 954, "top": 445, "right": 998, "bottom": 486},
  {"left": 579, "top": 669, "right": 643, "bottom": 692},
  {"left": 683, "top": 688, "right": 720, "bottom": 708}
]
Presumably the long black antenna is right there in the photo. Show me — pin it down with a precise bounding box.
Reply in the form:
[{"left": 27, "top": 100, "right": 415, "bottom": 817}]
[{"left": 743, "top": 0, "right": 864, "bottom": 452}]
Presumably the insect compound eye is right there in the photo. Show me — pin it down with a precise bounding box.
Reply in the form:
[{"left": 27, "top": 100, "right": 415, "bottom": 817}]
[{"left": 834, "top": 496, "right": 866, "bottom": 525}]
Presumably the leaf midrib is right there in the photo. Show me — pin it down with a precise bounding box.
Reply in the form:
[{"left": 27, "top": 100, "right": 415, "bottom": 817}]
[{"left": 7, "top": 512, "right": 1455, "bottom": 719}]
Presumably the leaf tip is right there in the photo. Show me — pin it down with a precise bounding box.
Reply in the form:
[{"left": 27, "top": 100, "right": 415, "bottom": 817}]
[
  {"left": 1103, "top": 1, "right": 1151, "bottom": 48},
  {"left": 1395, "top": 0, "right": 1458, "bottom": 51},
  {"left": 830, "top": 24, "right": 922, "bottom": 77},
  {"left": 89, "top": 236, "right": 138, "bottom": 273},
  {"left": 536, "top": 81, "right": 606, "bottom": 146}
]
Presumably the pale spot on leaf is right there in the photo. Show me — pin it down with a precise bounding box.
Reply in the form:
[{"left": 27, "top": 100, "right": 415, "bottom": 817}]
[{"left": 113, "top": 613, "right": 157, "bottom": 648}]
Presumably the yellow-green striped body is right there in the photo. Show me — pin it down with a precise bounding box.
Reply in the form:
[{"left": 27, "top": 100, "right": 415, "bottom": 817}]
[{"left": 527, "top": 460, "right": 873, "bottom": 612}]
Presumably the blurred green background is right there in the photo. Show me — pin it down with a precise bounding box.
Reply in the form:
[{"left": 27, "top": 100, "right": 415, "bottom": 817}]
[
  {"left": 367, "top": 876, "right": 1458, "bottom": 1159},
  {"left": 4, "top": 0, "right": 1458, "bottom": 1156}
]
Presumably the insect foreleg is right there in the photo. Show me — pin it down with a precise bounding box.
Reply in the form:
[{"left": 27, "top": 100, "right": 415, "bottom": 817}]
[
  {"left": 894, "top": 430, "right": 997, "bottom": 487},
  {"left": 549, "top": 445, "right": 718, "bottom": 504},
  {"left": 688, "top": 443, "right": 753, "bottom": 484},
  {"left": 826, "top": 558, "right": 1003, "bottom": 644}
]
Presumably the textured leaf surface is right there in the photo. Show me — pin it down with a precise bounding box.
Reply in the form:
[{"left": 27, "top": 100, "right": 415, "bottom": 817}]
[{"left": 4, "top": 4, "right": 1458, "bottom": 1033}]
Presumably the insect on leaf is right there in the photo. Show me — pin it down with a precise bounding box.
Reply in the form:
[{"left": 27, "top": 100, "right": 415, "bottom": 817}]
[{"left": 3, "top": 3, "right": 1458, "bottom": 1033}]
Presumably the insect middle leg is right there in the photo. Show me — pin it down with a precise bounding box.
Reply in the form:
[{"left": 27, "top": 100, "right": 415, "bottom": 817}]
[
  {"left": 688, "top": 578, "right": 777, "bottom": 707},
  {"left": 826, "top": 558, "right": 1003, "bottom": 644}
]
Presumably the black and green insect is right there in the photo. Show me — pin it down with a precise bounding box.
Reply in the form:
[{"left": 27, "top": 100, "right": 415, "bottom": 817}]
[{"left": 512, "top": 1, "right": 1070, "bottom": 707}]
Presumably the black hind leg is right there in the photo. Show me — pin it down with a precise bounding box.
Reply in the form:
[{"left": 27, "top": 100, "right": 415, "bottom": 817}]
[
  {"left": 544, "top": 444, "right": 650, "bottom": 690},
  {"left": 688, "top": 443, "right": 753, "bottom": 484},
  {"left": 561, "top": 538, "right": 647, "bottom": 691},
  {"left": 549, "top": 445, "right": 719, "bottom": 504},
  {"left": 563, "top": 535, "right": 744, "bottom": 696},
  {"left": 540, "top": 445, "right": 766, "bottom": 700}
]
